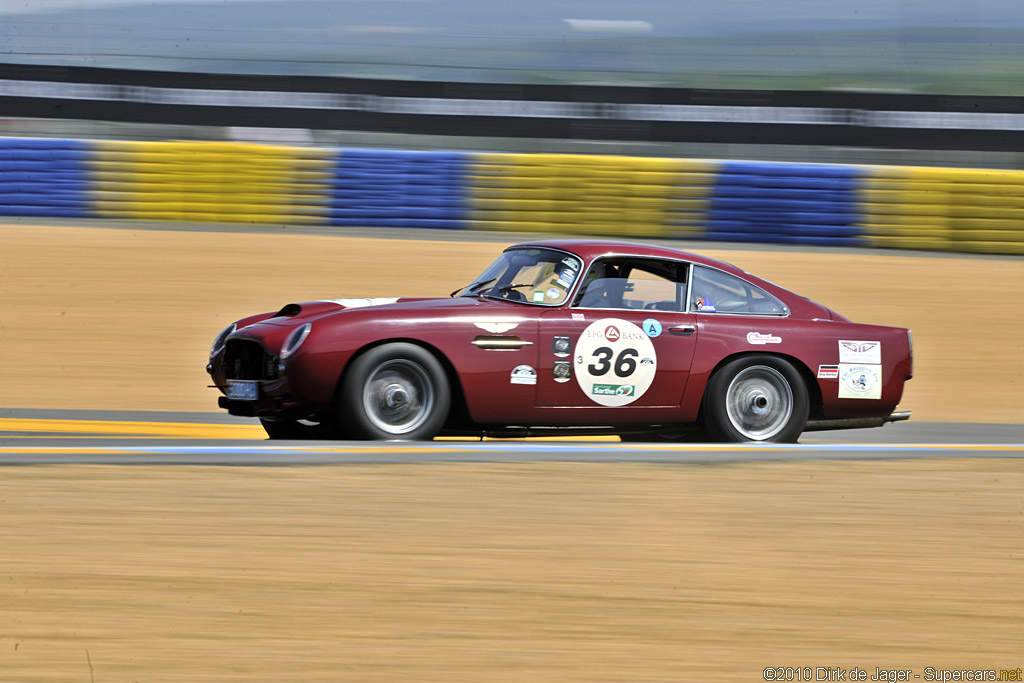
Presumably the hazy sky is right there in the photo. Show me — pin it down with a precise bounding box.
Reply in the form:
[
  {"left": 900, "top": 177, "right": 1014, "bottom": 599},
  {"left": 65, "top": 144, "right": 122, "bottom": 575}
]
[{"left": 3, "top": 0, "right": 1024, "bottom": 33}]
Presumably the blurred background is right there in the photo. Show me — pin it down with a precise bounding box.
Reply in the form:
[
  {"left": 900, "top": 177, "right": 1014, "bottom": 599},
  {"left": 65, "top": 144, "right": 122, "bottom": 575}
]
[
  {"left": 4, "top": 0, "right": 1024, "bottom": 169},
  {"left": 3, "top": 4, "right": 1023, "bottom": 683}
]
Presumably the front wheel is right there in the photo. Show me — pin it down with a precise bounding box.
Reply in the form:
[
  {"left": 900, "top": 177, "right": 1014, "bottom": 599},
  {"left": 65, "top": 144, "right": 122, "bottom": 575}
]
[
  {"left": 339, "top": 343, "right": 451, "bottom": 440},
  {"left": 702, "top": 356, "right": 809, "bottom": 443}
]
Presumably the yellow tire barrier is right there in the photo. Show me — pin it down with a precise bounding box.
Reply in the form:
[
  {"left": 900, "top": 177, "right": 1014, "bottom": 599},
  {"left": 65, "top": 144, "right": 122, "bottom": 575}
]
[{"left": 87, "top": 140, "right": 334, "bottom": 225}]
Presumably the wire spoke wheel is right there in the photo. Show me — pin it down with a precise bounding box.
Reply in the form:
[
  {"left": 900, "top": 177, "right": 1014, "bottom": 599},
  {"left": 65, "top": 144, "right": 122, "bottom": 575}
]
[
  {"left": 704, "top": 356, "right": 809, "bottom": 443},
  {"left": 340, "top": 343, "right": 451, "bottom": 440},
  {"left": 725, "top": 365, "right": 793, "bottom": 440},
  {"left": 362, "top": 359, "right": 434, "bottom": 435}
]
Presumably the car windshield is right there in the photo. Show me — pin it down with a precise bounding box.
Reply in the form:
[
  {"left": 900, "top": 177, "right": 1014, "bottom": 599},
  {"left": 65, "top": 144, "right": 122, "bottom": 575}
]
[{"left": 459, "top": 247, "right": 583, "bottom": 306}]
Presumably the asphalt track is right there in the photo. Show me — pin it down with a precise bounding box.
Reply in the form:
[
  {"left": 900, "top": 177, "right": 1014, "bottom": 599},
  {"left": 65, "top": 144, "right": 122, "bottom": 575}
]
[{"left": 1, "top": 408, "right": 1022, "bottom": 465}]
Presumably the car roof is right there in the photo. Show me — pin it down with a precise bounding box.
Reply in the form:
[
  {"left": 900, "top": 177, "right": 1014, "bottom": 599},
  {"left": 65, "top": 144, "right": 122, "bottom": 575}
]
[{"left": 511, "top": 238, "right": 747, "bottom": 276}]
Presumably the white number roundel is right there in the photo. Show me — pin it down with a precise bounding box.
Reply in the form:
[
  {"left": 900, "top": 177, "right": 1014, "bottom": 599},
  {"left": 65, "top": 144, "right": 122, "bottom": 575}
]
[{"left": 574, "top": 318, "right": 658, "bottom": 407}]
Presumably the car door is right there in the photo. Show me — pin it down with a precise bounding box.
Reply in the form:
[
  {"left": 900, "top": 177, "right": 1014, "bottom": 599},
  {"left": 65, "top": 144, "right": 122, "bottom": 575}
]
[{"left": 534, "top": 257, "right": 698, "bottom": 419}]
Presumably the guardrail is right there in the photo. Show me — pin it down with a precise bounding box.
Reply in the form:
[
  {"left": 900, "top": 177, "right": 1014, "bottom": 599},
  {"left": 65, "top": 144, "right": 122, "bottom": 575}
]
[{"left": 2, "top": 137, "right": 1022, "bottom": 255}]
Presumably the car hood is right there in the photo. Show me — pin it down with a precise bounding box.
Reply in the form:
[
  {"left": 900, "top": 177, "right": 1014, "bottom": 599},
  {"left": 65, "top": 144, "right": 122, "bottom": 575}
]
[{"left": 259, "top": 295, "right": 536, "bottom": 326}]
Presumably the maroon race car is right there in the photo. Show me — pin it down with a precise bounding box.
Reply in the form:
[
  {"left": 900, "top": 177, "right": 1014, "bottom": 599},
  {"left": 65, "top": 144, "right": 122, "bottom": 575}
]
[{"left": 207, "top": 239, "right": 912, "bottom": 442}]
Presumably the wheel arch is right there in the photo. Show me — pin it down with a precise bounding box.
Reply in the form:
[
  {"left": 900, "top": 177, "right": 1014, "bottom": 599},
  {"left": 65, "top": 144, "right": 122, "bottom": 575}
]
[{"left": 699, "top": 351, "right": 823, "bottom": 420}]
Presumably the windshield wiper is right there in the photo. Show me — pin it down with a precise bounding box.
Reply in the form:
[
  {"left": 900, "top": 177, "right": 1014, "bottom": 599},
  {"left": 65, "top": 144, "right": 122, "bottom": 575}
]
[
  {"left": 453, "top": 278, "right": 497, "bottom": 298},
  {"left": 481, "top": 283, "right": 536, "bottom": 301}
]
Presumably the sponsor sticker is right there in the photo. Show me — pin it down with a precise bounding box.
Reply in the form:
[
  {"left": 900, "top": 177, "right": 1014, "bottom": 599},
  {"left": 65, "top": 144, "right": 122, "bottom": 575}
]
[
  {"left": 552, "top": 360, "right": 572, "bottom": 383},
  {"left": 532, "top": 290, "right": 545, "bottom": 303},
  {"left": 747, "top": 332, "right": 782, "bottom": 345},
  {"left": 642, "top": 318, "right": 663, "bottom": 338},
  {"left": 473, "top": 320, "right": 519, "bottom": 334},
  {"left": 546, "top": 287, "right": 561, "bottom": 300},
  {"left": 592, "top": 383, "right": 635, "bottom": 397},
  {"left": 817, "top": 364, "right": 839, "bottom": 380},
  {"left": 838, "top": 340, "right": 881, "bottom": 364},
  {"left": 697, "top": 297, "right": 717, "bottom": 313},
  {"left": 571, "top": 313, "right": 585, "bottom": 321},
  {"left": 838, "top": 364, "right": 881, "bottom": 399},
  {"left": 561, "top": 257, "right": 581, "bottom": 271},
  {"left": 552, "top": 335, "right": 572, "bottom": 356},
  {"left": 510, "top": 365, "right": 537, "bottom": 386},
  {"left": 574, "top": 318, "right": 657, "bottom": 407}
]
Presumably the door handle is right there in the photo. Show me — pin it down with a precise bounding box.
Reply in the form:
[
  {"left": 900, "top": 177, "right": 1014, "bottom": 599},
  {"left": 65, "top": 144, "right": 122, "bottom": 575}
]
[{"left": 669, "top": 324, "right": 696, "bottom": 336}]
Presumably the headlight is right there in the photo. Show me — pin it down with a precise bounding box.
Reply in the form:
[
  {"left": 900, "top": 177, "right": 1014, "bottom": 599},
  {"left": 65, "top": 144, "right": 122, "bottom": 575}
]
[
  {"left": 210, "top": 323, "right": 236, "bottom": 358},
  {"left": 280, "top": 323, "right": 312, "bottom": 360}
]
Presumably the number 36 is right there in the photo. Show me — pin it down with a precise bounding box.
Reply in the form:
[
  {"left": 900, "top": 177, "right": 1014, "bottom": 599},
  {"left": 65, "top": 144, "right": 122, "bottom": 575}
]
[{"left": 588, "top": 347, "right": 637, "bottom": 377}]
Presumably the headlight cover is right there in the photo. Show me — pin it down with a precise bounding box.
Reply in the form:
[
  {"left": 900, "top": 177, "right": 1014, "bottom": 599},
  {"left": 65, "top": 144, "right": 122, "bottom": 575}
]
[
  {"left": 280, "top": 323, "right": 312, "bottom": 360},
  {"left": 210, "top": 323, "right": 236, "bottom": 358}
]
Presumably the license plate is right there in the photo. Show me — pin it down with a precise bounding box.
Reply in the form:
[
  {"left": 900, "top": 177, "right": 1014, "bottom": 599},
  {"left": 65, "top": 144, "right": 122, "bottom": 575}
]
[{"left": 226, "top": 380, "right": 259, "bottom": 401}]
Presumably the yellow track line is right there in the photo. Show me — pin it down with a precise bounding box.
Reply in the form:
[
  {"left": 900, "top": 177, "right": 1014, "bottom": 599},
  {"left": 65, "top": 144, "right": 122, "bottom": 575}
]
[
  {"left": 0, "top": 418, "right": 265, "bottom": 439},
  {"left": 0, "top": 418, "right": 618, "bottom": 441}
]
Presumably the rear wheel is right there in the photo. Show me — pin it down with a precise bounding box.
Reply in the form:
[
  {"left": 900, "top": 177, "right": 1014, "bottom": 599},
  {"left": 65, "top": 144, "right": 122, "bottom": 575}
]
[
  {"left": 339, "top": 343, "right": 451, "bottom": 440},
  {"left": 702, "top": 356, "right": 808, "bottom": 442}
]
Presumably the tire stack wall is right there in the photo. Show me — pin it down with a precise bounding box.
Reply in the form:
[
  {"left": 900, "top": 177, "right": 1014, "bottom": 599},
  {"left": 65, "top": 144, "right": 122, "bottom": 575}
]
[
  {"left": 0, "top": 138, "right": 91, "bottom": 218},
  {"left": 328, "top": 148, "right": 470, "bottom": 229},
  {"left": 88, "top": 140, "right": 335, "bottom": 224},
  {"left": 2, "top": 136, "right": 1024, "bottom": 255},
  {"left": 467, "top": 153, "right": 716, "bottom": 238},
  {"left": 862, "top": 166, "right": 1024, "bottom": 255},
  {"left": 706, "top": 161, "right": 865, "bottom": 247}
]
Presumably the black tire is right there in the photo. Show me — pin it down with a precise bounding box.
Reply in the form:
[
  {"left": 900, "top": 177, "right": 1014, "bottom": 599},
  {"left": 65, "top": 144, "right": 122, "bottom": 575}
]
[
  {"left": 702, "top": 355, "right": 809, "bottom": 443},
  {"left": 260, "top": 415, "right": 343, "bottom": 440},
  {"left": 339, "top": 343, "right": 451, "bottom": 440}
]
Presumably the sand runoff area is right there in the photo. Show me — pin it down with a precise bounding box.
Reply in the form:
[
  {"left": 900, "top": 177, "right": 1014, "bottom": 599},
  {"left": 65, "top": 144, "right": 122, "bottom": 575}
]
[{"left": 1, "top": 223, "right": 1022, "bottom": 681}]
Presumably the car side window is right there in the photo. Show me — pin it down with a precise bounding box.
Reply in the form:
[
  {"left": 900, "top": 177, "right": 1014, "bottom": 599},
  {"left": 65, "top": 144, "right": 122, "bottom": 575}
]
[
  {"left": 575, "top": 258, "right": 688, "bottom": 311},
  {"left": 690, "top": 266, "right": 788, "bottom": 315}
]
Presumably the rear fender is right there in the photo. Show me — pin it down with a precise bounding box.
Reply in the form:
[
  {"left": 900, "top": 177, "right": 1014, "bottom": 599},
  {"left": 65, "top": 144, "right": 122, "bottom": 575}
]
[{"left": 681, "top": 351, "right": 822, "bottom": 422}]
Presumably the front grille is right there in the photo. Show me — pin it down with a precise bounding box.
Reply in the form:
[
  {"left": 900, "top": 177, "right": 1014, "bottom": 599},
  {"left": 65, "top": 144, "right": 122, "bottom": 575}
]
[{"left": 225, "top": 339, "right": 278, "bottom": 380}]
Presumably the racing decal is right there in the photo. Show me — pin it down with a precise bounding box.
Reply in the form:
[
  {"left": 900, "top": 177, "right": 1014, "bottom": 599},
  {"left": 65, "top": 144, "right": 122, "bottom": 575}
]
[
  {"left": 532, "top": 291, "right": 545, "bottom": 303},
  {"left": 561, "top": 257, "right": 581, "bottom": 271},
  {"left": 324, "top": 297, "right": 399, "bottom": 308},
  {"left": 642, "top": 318, "right": 662, "bottom": 338},
  {"left": 473, "top": 320, "right": 520, "bottom": 334},
  {"left": 697, "top": 297, "right": 717, "bottom": 313},
  {"left": 838, "top": 364, "right": 881, "bottom": 399},
  {"left": 556, "top": 269, "right": 577, "bottom": 288},
  {"left": 552, "top": 361, "right": 572, "bottom": 383},
  {"left": 839, "top": 340, "right": 881, "bottom": 364},
  {"left": 510, "top": 365, "right": 537, "bottom": 385},
  {"left": 571, "top": 313, "right": 585, "bottom": 321},
  {"left": 552, "top": 335, "right": 572, "bottom": 357},
  {"left": 546, "top": 287, "right": 561, "bottom": 300},
  {"left": 817, "top": 364, "right": 839, "bottom": 380},
  {"left": 747, "top": 332, "right": 782, "bottom": 345},
  {"left": 574, "top": 318, "right": 657, "bottom": 407}
]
